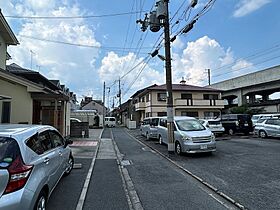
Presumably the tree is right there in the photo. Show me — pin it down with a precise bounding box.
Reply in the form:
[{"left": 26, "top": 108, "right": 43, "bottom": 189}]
[{"left": 229, "top": 105, "right": 265, "bottom": 115}]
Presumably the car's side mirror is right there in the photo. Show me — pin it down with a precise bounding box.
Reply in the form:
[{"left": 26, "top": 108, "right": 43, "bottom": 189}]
[{"left": 64, "top": 136, "right": 73, "bottom": 147}]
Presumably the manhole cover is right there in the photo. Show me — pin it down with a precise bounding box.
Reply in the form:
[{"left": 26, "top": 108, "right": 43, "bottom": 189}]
[{"left": 121, "top": 160, "right": 132, "bottom": 166}]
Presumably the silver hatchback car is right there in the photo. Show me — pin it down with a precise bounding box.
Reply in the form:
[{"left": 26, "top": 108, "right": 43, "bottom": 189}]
[{"left": 0, "top": 124, "right": 74, "bottom": 210}]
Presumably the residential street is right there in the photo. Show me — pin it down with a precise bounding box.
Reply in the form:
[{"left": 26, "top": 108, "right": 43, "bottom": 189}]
[
  {"left": 127, "top": 128, "right": 280, "bottom": 210},
  {"left": 44, "top": 127, "right": 280, "bottom": 210}
]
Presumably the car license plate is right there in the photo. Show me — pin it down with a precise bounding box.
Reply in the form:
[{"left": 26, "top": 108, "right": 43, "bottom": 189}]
[
  {"left": 200, "top": 145, "right": 207, "bottom": 149},
  {"left": 244, "top": 123, "right": 248, "bottom": 126}
]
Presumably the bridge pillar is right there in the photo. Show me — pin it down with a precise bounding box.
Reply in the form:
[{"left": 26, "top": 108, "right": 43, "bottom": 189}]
[
  {"left": 249, "top": 94, "right": 256, "bottom": 104},
  {"left": 237, "top": 89, "right": 246, "bottom": 106},
  {"left": 262, "top": 94, "right": 269, "bottom": 101}
]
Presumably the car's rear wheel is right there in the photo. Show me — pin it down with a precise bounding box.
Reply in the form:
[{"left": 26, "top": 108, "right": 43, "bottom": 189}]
[
  {"left": 64, "top": 155, "right": 74, "bottom": 176},
  {"left": 34, "top": 190, "right": 47, "bottom": 210},
  {"left": 175, "top": 142, "right": 182, "bottom": 155},
  {"left": 259, "top": 130, "right": 267, "bottom": 138}
]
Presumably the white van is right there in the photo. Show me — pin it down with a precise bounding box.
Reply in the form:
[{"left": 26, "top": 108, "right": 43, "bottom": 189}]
[
  {"left": 104, "top": 117, "right": 116, "bottom": 127},
  {"left": 157, "top": 116, "right": 216, "bottom": 155},
  {"left": 140, "top": 117, "right": 160, "bottom": 140}
]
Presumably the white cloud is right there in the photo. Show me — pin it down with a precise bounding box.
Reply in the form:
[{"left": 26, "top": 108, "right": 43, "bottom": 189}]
[
  {"left": 172, "top": 36, "right": 253, "bottom": 85},
  {"left": 233, "top": 0, "right": 271, "bottom": 18},
  {"left": 98, "top": 52, "right": 164, "bottom": 97},
  {"left": 172, "top": 36, "right": 185, "bottom": 50},
  {"left": 2, "top": 0, "right": 101, "bottom": 98}
]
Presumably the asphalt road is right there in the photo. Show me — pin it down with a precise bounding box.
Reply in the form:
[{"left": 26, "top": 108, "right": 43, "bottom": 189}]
[
  {"left": 127, "top": 128, "right": 280, "bottom": 210},
  {"left": 47, "top": 140, "right": 97, "bottom": 210},
  {"left": 112, "top": 127, "right": 237, "bottom": 210}
]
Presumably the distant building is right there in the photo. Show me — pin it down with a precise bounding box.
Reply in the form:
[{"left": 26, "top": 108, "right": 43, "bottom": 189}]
[
  {"left": 127, "top": 80, "right": 224, "bottom": 126},
  {"left": 80, "top": 96, "right": 109, "bottom": 115}
]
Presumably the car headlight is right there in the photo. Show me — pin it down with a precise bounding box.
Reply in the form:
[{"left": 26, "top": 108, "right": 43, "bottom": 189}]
[
  {"left": 182, "top": 135, "right": 192, "bottom": 141},
  {"left": 211, "top": 133, "right": 215, "bottom": 141}
]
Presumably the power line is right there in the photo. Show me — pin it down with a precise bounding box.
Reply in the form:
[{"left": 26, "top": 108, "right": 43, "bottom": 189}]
[
  {"left": 211, "top": 43, "right": 280, "bottom": 73},
  {"left": 123, "top": 56, "right": 152, "bottom": 97},
  {"left": 212, "top": 55, "right": 280, "bottom": 78},
  {"left": 5, "top": 10, "right": 149, "bottom": 19},
  {"left": 18, "top": 35, "right": 152, "bottom": 53}
]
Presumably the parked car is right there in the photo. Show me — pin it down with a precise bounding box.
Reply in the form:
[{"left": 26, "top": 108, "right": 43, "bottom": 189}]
[
  {"left": 0, "top": 124, "right": 74, "bottom": 210},
  {"left": 157, "top": 116, "right": 216, "bottom": 155},
  {"left": 221, "top": 114, "right": 253, "bottom": 135},
  {"left": 70, "top": 117, "right": 82, "bottom": 123},
  {"left": 140, "top": 117, "right": 160, "bottom": 140},
  {"left": 199, "top": 119, "right": 225, "bottom": 136},
  {"left": 254, "top": 118, "right": 280, "bottom": 138},
  {"left": 252, "top": 114, "right": 280, "bottom": 126},
  {"left": 104, "top": 117, "right": 116, "bottom": 127}
]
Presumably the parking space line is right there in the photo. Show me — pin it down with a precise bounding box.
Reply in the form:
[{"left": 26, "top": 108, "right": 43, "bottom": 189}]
[{"left": 75, "top": 129, "right": 103, "bottom": 210}]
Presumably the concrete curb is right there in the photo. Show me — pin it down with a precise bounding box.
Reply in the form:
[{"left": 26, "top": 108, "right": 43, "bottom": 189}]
[
  {"left": 125, "top": 129, "right": 247, "bottom": 210},
  {"left": 75, "top": 128, "right": 103, "bottom": 210},
  {"left": 110, "top": 129, "right": 144, "bottom": 210}
]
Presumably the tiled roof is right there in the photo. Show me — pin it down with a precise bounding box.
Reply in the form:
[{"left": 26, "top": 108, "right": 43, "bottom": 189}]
[{"left": 148, "top": 84, "right": 221, "bottom": 92}]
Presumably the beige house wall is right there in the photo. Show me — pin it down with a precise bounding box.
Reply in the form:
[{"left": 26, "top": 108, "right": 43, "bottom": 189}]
[
  {"left": 0, "top": 35, "right": 7, "bottom": 70},
  {"left": 139, "top": 90, "right": 223, "bottom": 119},
  {"left": 0, "top": 78, "right": 33, "bottom": 123}
]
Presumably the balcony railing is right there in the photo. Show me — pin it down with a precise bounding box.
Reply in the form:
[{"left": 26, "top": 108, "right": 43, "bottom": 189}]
[
  {"left": 175, "top": 99, "right": 225, "bottom": 107},
  {"left": 135, "top": 102, "right": 145, "bottom": 111}
]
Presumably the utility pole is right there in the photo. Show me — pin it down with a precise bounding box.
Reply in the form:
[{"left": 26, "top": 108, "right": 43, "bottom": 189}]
[
  {"left": 103, "top": 82, "right": 105, "bottom": 127},
  {"left": 206, "top": 68, "right": 211, "bottom": 86},
  {"left": 163, "top": 0, "right": 175, "bottom": 154},
  {"left": 30, "top": 50, "right": 35, "bottom": 69},
  {"left": 107, "top": 87, "right": 110, "bottom": 111},
  {"left": 118, "top": 78, "right": 122, "bottom": 125},
  {"left": 137, "top": 0, "right": 174, "bottom": 153}
]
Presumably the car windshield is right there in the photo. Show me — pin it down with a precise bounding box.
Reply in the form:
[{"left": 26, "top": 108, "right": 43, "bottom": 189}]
[
  {"left": 0, "top": 137, "right": 21, "bottom": 169},
  {"left": 257, "top": 119, "right": 266, "bottom": 123},
  {"left": 251, "top": 116, "right": 259, "bottom": 120},
  {"left": 151, "top": 118, "right": 159, "bottom": 126},
  {"left": 176, "top": 120, "right": 205, "bottom": 131}
]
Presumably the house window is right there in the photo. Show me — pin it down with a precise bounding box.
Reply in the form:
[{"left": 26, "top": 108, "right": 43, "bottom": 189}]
[
  {"left": 141, "top": 97, "right": 145, "bottom": 102},
  {"left": 1, "top": 101, "right": 11, "bottom": 123},
  {"left": 203, "top": 94, "right": 218, "bottom": 100},
  {"left": 157, "top": 112, "right": 167, "bottom": 117},
  {"left": 181, "top": 111, "right": 198, "bottom": 118},
  {"left": 157, "top": 93, "right": 167, "bottom": 101},
  {"left": 146, "top": 94, "right": 150, "bottom": 102},
  {"left": 204, "top": 111, "right": 220, "bottom": 119},
  {"left": 145, "top": 112, "right": 151, "bottom": 117},
  {"left": 181, "top": 93, "right": 192, "bottom": 99}
]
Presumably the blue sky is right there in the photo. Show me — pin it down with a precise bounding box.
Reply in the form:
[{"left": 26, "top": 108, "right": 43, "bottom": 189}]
[{"left": 1, "top": 0, "right": 279, "bottom": 106}]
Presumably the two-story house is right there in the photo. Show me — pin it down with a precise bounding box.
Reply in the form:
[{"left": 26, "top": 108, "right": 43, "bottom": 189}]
[
  {"left": 0, "top": 11, "right": 75, "bottom": 136},
  {"left": 0, "top": 9, "right": 19, "bottom": 70},
  {"left": 132, "top": 80, "right": 224, "bottom": 123}
]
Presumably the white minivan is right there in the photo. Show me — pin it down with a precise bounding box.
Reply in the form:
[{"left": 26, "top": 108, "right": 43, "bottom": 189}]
[
  {"left": 140, "top": 117, "right": 160, "bottom": 140},
  {"left": 104, "top": 117, "right": 116, "bottom": 127},
  {"left": 157, "top": 116, "right": 216, "bottom": 155}
]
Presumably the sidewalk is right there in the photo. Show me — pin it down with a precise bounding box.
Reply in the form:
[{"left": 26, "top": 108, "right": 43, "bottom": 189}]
[{"left": 82, "top": 128, "right": 130, "bottom": 210}]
